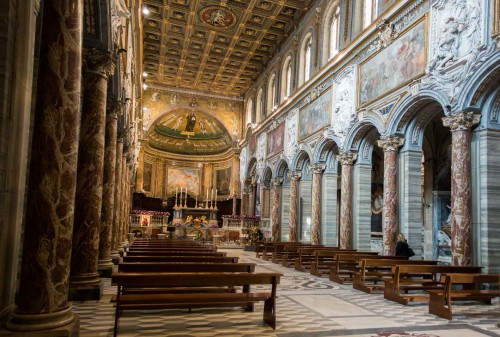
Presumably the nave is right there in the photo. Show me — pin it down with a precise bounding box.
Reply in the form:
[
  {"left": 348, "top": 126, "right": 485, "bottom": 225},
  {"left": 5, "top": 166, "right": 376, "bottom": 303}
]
[{"left": 74, "top": 248, "right": 500, "bottom": 337}]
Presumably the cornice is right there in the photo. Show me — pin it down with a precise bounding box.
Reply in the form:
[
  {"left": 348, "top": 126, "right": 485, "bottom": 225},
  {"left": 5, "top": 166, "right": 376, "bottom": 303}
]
[{"left": 150, "top": 83, "right": 244, "bottom": 102}]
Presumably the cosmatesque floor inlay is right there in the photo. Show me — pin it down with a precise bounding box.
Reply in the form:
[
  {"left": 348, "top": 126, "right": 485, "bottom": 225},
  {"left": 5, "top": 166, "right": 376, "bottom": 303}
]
[{"left": 72, "top": 249, "right": 500, "bottom": 337}]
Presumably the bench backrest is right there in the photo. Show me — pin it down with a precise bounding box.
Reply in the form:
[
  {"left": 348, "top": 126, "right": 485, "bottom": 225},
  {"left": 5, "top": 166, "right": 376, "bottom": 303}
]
[
  {"left": 392, "top": 265, "right": 483, "bottom": 275},
  {"left": 122, "top": 256, "right": 239, "bottom": 263},
  {"left": 443, "top": 273, "right": 499, "bottom": 285},
  {"left": 359, "top": 259, "right": 437, "bottom": 268},
  {"left": 285, "top": 244, "right": 324, "bottom": 253},
  {"left": 118, "top": 262, "right": 256, "bottom": 273},
  {"left": 126, "top": 251, "right": 225, "bottom": 257}
]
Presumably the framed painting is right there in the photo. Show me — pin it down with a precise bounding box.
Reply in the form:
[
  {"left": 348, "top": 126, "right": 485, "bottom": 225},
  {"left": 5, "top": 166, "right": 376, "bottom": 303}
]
[
  {"left": 166, "top": 167, "right": 200, "bottom": 197},
  {"left": 249, "top": 132, "right": 257, "bottom": 154},
  {"left": 215, "top": 167, "right": 231, "bottom": 196},
  {"left": 299, "top": 90, "right": 332, "bottom": 140},
  {"left": 358, "top": 16, "right": 427, "bottom": 107},
  {"left": 143, "top": 162, "right": 153, "bottom": 192},
  {"left": 266, "top": 122, "right": 285, "bottom": 157}
]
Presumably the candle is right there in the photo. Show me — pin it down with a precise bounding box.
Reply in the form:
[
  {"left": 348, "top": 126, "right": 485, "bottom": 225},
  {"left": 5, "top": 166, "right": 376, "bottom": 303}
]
[
  {"left": 175, "top": 186, "right": 178, "bottom": 197},
  {"left": 206, "top": 189, "right": 209, "bottom": 201},
  {"left": 215, "top": 189, "right": 217, "bottom": 200},
  {"left": 211, "top": 188, "right": 214, "bottom": 201}
]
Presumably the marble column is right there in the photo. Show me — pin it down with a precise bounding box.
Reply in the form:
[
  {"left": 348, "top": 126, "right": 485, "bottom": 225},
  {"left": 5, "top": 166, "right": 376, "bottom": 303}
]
[
  {"left": 69, "top": 48, "right": 115, "bottom": 300},
  {"left": 288, "top": 171, "right": 301, "bottom": 242},
  {"left": 377, "top": 136, "right": 405, "bottom": 255},
  {"left": 135, "top": 149, "right": 144, "bottom": 192},
  {"left": 112, "top": 137, "right": 124, "bottom": 253},
  {"left": 251, "top": 182, "right": 258, "bottom": 216},
  {"left": 241, "top": 190, "right": 248, "bottom": 216},
  {"left": 310, "top": 164, "right": 326, "bottom": 245},
  {"left": 5, "top": 0, "right": 83, "bottom": 334},
  {"left": 337, "top": 152, "right": 357, "bottom": 249},
  {"left": 120, "top": 155, "right": 128, "bottom": 246},
  {"left": 271, "top": 178, "right": 283, "bottom": 241},
  {"left": 98, "top": 101, "right": 121, "bottom": 276},
  {"left": 442, "top": 112, "right": 480, "bottom": 266}
]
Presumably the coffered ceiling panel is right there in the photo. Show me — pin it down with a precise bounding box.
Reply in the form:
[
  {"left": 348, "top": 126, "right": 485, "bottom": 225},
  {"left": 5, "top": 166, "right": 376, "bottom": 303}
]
[{"left": 141, "top": 0, "right": 316, "bottom": 96}]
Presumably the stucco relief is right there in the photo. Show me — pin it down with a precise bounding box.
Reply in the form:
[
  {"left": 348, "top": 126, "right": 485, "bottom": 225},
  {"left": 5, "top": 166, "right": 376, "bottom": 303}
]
[
  {"left": 423, "top": 0, "right": 490, "bottom": 104},
  {"left": 284, "top": 109, "right": 299, "bottom": 163},
  {"left": 256, "top": 133, "right": 267, "bottom": 178},
  {"left": 239, "top": 147, "right": 248, "bottom": 184},
  {"left": 330, "top": 66, "right": 357, "bottom": 147}
]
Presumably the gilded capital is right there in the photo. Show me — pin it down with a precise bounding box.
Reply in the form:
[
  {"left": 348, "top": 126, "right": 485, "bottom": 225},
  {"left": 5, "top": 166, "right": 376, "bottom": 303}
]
[
  {"left": 309, "top": 163, "right": 326, "bottom": 174},
  {"left": 377, "top": 136, "right": 405, "bottom": 152},
  {"left": 336, "top": 152, "right": 357, "bottom": 165},
  {"left": 287, "top": 171, "right": 302, "bottom": 181},
  {"left": 106, "top": 99, "right": 123, "bottom": 118},
  {"left": 83, "top": 48, "right": 116, "bottom": 79},
  {"left": 442, "top": 111, "right": 481, "bottom": 131}
]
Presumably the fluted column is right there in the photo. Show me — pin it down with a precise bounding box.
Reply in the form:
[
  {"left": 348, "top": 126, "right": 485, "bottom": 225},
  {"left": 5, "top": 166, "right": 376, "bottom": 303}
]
[
  {"left": 337, "top": 152, "right": 357, "bottom": 249},
  {"left": 112, "top": 137, "right": 124, "bottom": 253},
  {"left": 288, "top": 171, "right": 301, "bottom": 242},
  {"left": 377, "top": 136, "right": 405, "bottom": 255},
  {"left": 5, "top": 0, "right": 83, "bottom": 333},
  {"left": 310, "top": 164, "right": 326, "bottom": 245},
  {"left": 69, "top": 48, "right": 115, "bottom": 300},
  {"left": 98, "top": 101, "right": 121, "bottom": 276},
  {"left": 442, "top": 112, "right": 480, "bottom": 266},
  {"left": 271, "top": 178, "right": 283, "bottom": 241}
]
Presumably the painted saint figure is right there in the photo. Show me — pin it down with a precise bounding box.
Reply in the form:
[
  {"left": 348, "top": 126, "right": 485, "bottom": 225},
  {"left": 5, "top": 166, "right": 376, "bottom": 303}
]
[{"left": 185, "top": 112, "right": 196, "bottom": 132}]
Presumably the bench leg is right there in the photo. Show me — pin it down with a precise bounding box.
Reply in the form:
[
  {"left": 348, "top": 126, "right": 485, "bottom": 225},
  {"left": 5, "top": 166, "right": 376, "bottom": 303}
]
[
  {"left": 243, "top": 284, "right": 254, "bottom": 311},
  {"left": 263, "top": 297, "right": 276, "bottom": 329},
  {"left": 429, "top": 292, "right": 452, "bottom": 320},
  {"left": 113, "top": 308, "right": 120, "bottom": 337}
]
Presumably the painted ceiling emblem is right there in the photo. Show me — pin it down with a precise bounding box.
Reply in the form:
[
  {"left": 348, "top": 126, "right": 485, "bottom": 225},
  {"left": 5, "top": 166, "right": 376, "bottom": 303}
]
[{"left": 200, "top": 6, "right": 236, "bottom": 29}]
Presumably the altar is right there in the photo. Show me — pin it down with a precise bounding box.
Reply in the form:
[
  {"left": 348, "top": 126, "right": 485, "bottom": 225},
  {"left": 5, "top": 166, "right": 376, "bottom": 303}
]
[{"left": 172, "top": 206, "right": 218, "bottom": 227}]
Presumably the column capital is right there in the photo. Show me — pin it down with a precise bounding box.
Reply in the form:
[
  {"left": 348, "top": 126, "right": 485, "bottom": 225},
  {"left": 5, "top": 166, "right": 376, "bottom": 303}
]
[
  {"left": 272, "top": 177, "right": 283, "bottom": 186},
  {"left": 261, "top": 181, "right": 271, "bottom": 189},
  {"left": 442, "top": 111, "right": 481, "bottom": 131},
  {"left": 309, "top": 163, "right": 326, "bottom": 174},
  {"left": 287, "top": 171, "right": 302, "bottom": 181},
  {"left": 83, "top": 48, "right": 116, "bottom": 79},
  {"left": 377, "top": 135, "right": 405, "bottom": 151},
  {"left": 106, "top": 99, "right": 123, "bottom": 118},
  {"left": 336, "top": 152, "right": 357, "bottom": 165}
]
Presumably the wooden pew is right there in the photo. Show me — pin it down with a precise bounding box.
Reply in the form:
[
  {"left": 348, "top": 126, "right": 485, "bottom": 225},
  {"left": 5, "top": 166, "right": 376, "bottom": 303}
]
[
  {"left": 281, "top": 244, "right": 324, "bottom": 268},
  {"left": 118, "top": 262, "right": 256, "bottom": 273},
  {"left": 128, "top": 246, "right": 217, "bottom": 252},
  {"left": 384, "top": 265, "right": 483, "bottom": 305},
  {"left": 428, "top": 273, "right": 499, "bottom": 319},
  {"left": 261, "top": 241, "right": 279, "bottom": 261},
  {"left": 126, "top": 251, "right": 226, "bottom": 257},
  {"left": 294, "top": 247, "right": 350, "bottom": 272},
  {"left": 112, "top": 272, "right": 282, "bottom": 337},
  {"left": 353, "top": 259, "right": 438, "bottom": 293},
  {"left": 310, "top": 250, "right": 376, "bottom": 277},
  {"left": 122, "top": 256, "right": 239, "bottom": 263},
  {"left": 271, "top": 242, "right": 308, "bottom": 264},
  {"left": 255, "top": 241, "right": 265, "bottom": 258},
  {"left": 329, "top": 254, "right": 404, "bottom": 284}
]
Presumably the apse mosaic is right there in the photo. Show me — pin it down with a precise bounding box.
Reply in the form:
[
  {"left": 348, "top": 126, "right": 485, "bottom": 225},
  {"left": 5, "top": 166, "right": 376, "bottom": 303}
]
[{"left": 148, "top": 109, "right": 233, "bottom": 155}]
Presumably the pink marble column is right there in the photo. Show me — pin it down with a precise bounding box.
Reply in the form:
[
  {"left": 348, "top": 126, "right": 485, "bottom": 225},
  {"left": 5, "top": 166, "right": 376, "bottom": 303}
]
[
  {"left": 377, "top": 136, "right": 405, "bottom": 255},
  {"left": 337, "top": 153, "right": 357, "bottom": 249},
  {"left": 98, "top": 101, "right": 121, "bottom": 276},
  {"left": 70, "top": 48, "right": 115, "bottom": 300},
  {"left": 120, "top": 155, "right": 128, "bottom": 245},
  {"left": 442, "top": 112, "right": 480, "bottom": 266},
  {"left": 271, "top": 178, "right": 283, "bottom": 241},
  {"left": 112, "top": 136, "right": 124, "bottom": 253},
  {"left": 5, "top": 0, "right": 83, "bottom": 333},
  {"left": 288, "top": 171, "right": 302, "bottom": 242},
  {"left": 310, "top": 164, "right": 326, "bottom": 245}
]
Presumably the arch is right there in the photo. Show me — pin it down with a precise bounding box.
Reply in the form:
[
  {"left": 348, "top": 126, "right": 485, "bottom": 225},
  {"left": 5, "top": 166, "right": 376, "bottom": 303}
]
[
  {"left": 298, "top": 29, "right": 314, "bottom": 86},
  {"left": 313, "top": 136, "right": 339, "bottom": 163},
  {"left": 292, "top": 149, "right": 312, "bottom": 172},
  {"left": 256, "top": 87, "right": 264, "bottom": 122},
  {"left": 246, "top": 157, "right": 257, "bottom": 178},
  {"left": 321, "top": 0, "right": 341, "bottom": 65},
  {"left": 344, "top": 120, "right": 380, "bottom": 154},
  {"left": 275, "top": 158, "right": 290, "bottom": 178},
  {"left": 267, "top": 72, "right": 277, "bottom": 113},
  {"left": 262, "top": 166, "right": 273, "bottom": 184},
  {"left": 280, "top": 54, "right": 293, "bottom": 101},
  {"left": 246, "top": 97, "right": 254, "bottom": 125}
]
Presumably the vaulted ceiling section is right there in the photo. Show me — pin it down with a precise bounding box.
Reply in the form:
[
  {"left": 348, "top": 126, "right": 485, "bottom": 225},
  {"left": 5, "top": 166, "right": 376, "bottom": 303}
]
[{"left": 141, "top": 0, "right": 316, "bottom": 97}]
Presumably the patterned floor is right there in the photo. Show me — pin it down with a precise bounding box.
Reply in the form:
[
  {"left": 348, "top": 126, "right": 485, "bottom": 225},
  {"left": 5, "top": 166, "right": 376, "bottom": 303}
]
[{"left": 72, "top": 249, "right": 500, "bottom": 337}]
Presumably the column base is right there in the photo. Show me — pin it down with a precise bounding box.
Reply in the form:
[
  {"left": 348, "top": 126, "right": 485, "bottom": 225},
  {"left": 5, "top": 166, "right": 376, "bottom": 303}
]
[
  {"left": 68, "top": 274, "right": 103, "bottom": 301},
  {"left": 2, "top": 306, "right": 79, "bottom": 337},
  {"left": 97, "top": 259, "right": 114, "bottom": 278}
]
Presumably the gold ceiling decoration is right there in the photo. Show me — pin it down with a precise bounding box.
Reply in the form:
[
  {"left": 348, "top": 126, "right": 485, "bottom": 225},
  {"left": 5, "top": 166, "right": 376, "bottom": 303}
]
[{"left": 141, "top": 0, "right": 316, "bottom": 96}]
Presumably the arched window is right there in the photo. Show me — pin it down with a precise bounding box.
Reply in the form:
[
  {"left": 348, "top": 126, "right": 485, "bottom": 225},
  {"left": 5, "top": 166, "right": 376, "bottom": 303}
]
[
  {"left": 280, "top": 55, "right": 293, "bottom": 100},
  {"left": 304, "top": 38, "right": 312, "bottom": 82},
  {"left": 329, "top": 7, "right": 340, "bottom": 60},
  {"left": 246, "top": 98, "right": 254, "bottom": 124},
  {"left": 363, "top": 0, "right": 378, "bottom": 29},
  {"left": 267, "top": 73, "right": 277, "bottom": 113},
  {"left": 256, "top": 88, "right": 263, "bottom": 122}
]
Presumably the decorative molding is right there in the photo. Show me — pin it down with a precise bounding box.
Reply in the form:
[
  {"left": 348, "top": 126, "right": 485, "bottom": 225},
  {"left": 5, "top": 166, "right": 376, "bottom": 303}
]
[
  {"left": 330, "top": 66, "right": 357, "bottom": 147},
  {"left": 310, "top": 163, "right": 326, "bottom": 174},
  {"left": 83, "top": 48, "right": 115, "bottom": 78},
  {"left": 336, "top": 152, "right": 358, "bottom": 165},
  {"left": 442, "top": 111, "right": 481, "bottom": 131},
  {"left": 377, "top": 135, "right": 405, "bottom": 151},
  {"left": 284, "top": 110, "right": 299, "bottom": 163},
  {"left": 374, "top": 19, "right": 399, "bottom": 50}
]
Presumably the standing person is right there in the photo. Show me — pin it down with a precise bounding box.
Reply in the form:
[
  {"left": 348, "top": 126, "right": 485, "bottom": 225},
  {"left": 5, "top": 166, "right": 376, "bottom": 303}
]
[{"left": 395, "top": 233, "right": 415, "bottom": 257}]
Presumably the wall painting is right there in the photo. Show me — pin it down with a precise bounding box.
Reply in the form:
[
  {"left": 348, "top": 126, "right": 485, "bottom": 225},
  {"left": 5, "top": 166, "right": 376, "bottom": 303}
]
[
  {"left": 358, "top": 17, "right": 427, "bottom": 107},
  {"left": 166, "top": 168, "right": 200, "bottom": 197},
  {"left": 215, "top": 167, "right": 232, "bottom": 196},
  {"left": 143, "top": 162, "right": 153, "bottom": 192},
  {"left": 266, "top": 122, "right": 285, "bottom": 157},
  {"left": 299, "top": 90, "right": 332, "bottom": 140}
]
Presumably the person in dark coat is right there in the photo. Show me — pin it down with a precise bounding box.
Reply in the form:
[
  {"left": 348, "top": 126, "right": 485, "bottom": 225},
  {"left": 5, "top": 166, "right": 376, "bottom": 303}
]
[{"left": 395, "top": 233, "right": 414, "bottom": 257}]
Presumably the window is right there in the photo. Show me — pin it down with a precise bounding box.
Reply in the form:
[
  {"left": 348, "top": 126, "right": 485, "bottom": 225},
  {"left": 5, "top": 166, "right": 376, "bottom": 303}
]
[
  {"left": 304, "top": 37, "right": 312, "bottom": 82},
  {"left": 329, "top": 7, "right": 340, "bottom": 59},
  {"left": 281, "top": 55, "right": 293, "bottom": 100},
  {"left": 363, "top": 0, "right": 378, "bottom": 29},
  {"left": 256, "top": 88, "right": 264, "bottom": 122},
  {"left": 267, "top": 73, "right": 277, "bottom": 113},
  {"left": 247, "top": 99, "right": 254, "bottom": 124}
]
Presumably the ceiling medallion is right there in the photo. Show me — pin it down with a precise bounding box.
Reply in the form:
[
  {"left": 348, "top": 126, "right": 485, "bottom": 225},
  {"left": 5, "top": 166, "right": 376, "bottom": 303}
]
[{"left": 199, "top": 5, "right": 237, "bottom": 30}]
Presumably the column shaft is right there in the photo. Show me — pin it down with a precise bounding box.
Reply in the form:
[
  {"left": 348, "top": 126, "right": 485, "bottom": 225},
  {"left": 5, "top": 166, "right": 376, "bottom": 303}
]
[
  {"left": 310, "top": 164, "right": 325, "bottom": 245},
  {"left": 112, "top": 139, "right": 124, "bottom": 251},
  {"left": 337, "top": 153, "right": 357, "bottom": 249},
  {"left": 7, "top": 0, "right": 82, "bottom": 332},
  {"left": 271, "top": 179, "right": 282, "bottom": 241},
  {"left": 288, "top": 172, "right": 301, "bottom": 242}
]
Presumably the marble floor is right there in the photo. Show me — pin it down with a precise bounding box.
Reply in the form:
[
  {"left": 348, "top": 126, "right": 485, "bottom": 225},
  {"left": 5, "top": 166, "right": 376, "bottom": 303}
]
[{"left": 72, "top": 249, "right": 500, "bottom": 337}]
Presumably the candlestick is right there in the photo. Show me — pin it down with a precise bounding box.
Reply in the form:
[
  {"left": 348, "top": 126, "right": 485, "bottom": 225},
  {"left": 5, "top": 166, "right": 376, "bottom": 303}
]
[
  {"left": 184, "top": 188, "right": 187, "bottom": 208},
  {"left": 195, "top": 195, "right": 198, "bottom": 207},
  {"left": 211, "top": 188, "right": 214, "bottom": 202},
  {"left": 206, "top": 188, "right": 209, "bottom": 202},
  {"left": 174, "top": 190, "right": 178, "bottom": 208}
]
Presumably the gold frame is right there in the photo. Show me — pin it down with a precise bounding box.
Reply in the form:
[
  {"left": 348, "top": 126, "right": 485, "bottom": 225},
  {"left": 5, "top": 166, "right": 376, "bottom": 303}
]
[
  {"left": 166, "top": 167, "right": 201, "bottom": 197},
  {"left": 494, "top": 0, "right": 500, "bottom": 38},
  {"left": 266, "top": 121, "right": 285, "bottom": 158},
  {"left": 357, "top": 15, "right": 428, "bottom": 108},
  {"left": 298, "top": 88, "right": 332, "bottom": 141}
]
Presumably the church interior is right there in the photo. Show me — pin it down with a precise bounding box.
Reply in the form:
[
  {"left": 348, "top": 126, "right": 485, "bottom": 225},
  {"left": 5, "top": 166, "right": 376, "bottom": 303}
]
[{"left": 1, "top": 0, "right": 500, "bottom": 336}]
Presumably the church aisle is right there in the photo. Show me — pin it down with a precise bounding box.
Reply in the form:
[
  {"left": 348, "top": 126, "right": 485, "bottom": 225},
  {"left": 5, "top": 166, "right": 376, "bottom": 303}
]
[{"left": 72, "top": 249, "right": 500, "bottom": 337}]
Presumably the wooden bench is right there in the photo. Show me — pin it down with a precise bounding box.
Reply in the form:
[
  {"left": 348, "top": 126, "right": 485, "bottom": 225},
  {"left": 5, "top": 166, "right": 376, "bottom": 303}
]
[
  {"left": 384, "top": 265, "right": 483, "bottom": 305},
  {"left": 122, "top": 256, "right": 239, "bottom": 263},
  {"left": 294, "top": 247, "right": 348, "bottom": 272},
  {"left": 118, "top": 262, "right": 256, "bottom": 273},
  {"left": 353, "top": 259, "right": 438, "bottom": 293},
  {"left": 271, "top": 242, "right": 308, "bottom": 264},
  {"left": 112, "top": 272, "right": 282, "bottom": 336},
  {"left": 329, "top": 254, "right": 405, "bottom": 284},
  {"left": 126, "top": 251, "right": 226, "bottom": 257},
  {"left": 428, "top": 273, "right": 499, "bottom": 319},
  {"left": 281, "top": 244, "right": 324, "bottom": 268},
  {"left": 128, "top": 246, "right": 217, "bottom": 252},
  {"left": 260, "top": 241, "right": 278, "bottom": 260},
  {"left": 310, "top": 250, "right": 377, "bottom": 277}
]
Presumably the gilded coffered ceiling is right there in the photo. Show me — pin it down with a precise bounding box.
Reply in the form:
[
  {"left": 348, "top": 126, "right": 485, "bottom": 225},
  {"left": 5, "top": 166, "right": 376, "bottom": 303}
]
[{"left": 141, "top": 0, "right": 316, "bottom": 96}]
